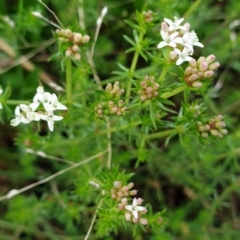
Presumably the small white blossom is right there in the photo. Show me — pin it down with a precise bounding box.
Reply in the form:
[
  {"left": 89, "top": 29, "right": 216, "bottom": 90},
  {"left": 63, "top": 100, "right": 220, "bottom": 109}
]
[
  {"left": 44, "top": 93, "right": 67, "bottom": 111},
  {"left": 182, "top": 31, "right": 204, "bottom": 51},
  {"left": 39, "top": 111, "right": 63, "bottom": 132},
  {"left": 157, "top": 31, "right": 183, "bottom": 49},
  {"left": 125, "top": 198, "right": 147, "bottom": 219},
  {"left": 163, "top": 17, "right": 185, "bottom": 31},
  {"left": 33, "top": 86, "right": 51, "bottom": 104},
  {"left": 10, "top": 106, "right": 31, "bottom": 126},
  {"left": 175, "top": 48, "right": 193, "bottom": 65}
]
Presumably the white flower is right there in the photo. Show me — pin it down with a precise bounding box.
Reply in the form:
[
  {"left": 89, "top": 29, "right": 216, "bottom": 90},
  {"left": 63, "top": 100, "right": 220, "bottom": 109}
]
[
  {"left": 164, "top": 16, "right": 185, "bottom": 31},
  {"left": 125, "top": 198, "right": 147, "bottom": 219},
  {"left": 0, "top": 87, "right": 3, "bottom": 109},
  {"left": 44, "top": 94, "right": 67, "bottom": 111},
  {"left": 33, "top": 86, "right": 51, "bottom": 105},
  {"left": 10, "top": 106, "right": 31, "bottom": 126},
  {"left": 39, "top": 111, "right": 63, "bottom": 132},
  {"left": 175, "top": 48, "right": 193, "bottom": 65},
  {"left": 157, "top": 31, "right": 183, "bottom": 49},
  {"left": 182, "top": 31, "right": 204, "bottom": 51}
]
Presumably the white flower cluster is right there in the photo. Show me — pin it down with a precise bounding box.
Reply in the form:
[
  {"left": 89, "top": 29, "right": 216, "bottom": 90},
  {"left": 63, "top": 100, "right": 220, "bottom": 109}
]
[
  {"left": 157, "top": 17, "right": 204, "bottom": 65},
  {"left": 11, "top": 86, "right": 67, "bottom": 131}
]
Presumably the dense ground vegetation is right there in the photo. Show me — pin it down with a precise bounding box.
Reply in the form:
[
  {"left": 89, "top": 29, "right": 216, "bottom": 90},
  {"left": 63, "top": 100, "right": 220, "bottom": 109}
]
[{"left": 0, "top": 0, "right": 240, "bottom": 239}]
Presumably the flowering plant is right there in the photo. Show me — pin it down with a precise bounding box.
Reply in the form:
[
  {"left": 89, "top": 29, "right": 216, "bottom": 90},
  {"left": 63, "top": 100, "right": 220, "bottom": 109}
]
[{"left": 0, "top": 1, "right": 237, "bottom": 240}]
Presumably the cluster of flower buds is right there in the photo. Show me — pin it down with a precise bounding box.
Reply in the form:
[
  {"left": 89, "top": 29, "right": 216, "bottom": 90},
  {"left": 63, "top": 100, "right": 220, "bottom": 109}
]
[
  {"left": 10, "top": 86, "right": 67, "bottom": 131},
  {"left": 111, "top": 181, "right": 148, "bottom": 225},
  {"left": 197, "top": 115, "right": 228, "bottom": 138},
  {"left": 184, "top": 54, "right": 220, "bottom": 88},
  {"left": 143, "top": 10, "right": 153, "bottom": 23},
  {"left": 111, "top": 181, "right": 137, "bottom": 201},
  {"left": 188, "top": 104, "right": 201, "bottom": 117},
  {"left": 55, "top": 29, "right": 90, "bottom": 60},
  {"left": 105, "top": 81, "right": 125, "bottom": 97},
  {"left": 94, "top": 82, "right": 126, "bottom": 118},
  {"left": 157, "top": 17, "right": 204, "bottom": 65},
  {"left": 108, "top": 100, "right": 126, "bottom": 116},
  {"left": 138, "top": 75, "right": 160, "bottom": 101}
]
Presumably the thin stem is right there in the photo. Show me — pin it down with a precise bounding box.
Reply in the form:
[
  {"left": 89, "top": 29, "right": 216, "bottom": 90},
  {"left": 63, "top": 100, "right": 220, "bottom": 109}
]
[
  {"left": 37, "top": 0, "right": 63, "bottom": 27},
  {"left": 84, "top": 198, "right": 103, "bottom": 240},
  {"left": 106, "top": 118, "right": 112, "bottom": 169},
  {"left": 66, "top": 57, "right": 73, "bottom": 105},
  {"left": 126, "top": 30, "right": 144, "bottom": 104},
  {"left": 0, "top": 149, "right": 107, "bottom": 201},
  {"left": 183, "top": 0, "right": 202, "bottom": 19}
]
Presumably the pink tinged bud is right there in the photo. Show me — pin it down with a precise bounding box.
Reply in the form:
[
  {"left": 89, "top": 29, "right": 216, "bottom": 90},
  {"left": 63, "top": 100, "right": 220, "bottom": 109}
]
[
  {"left": 197, "top": 72, "right": 203, "bottom": 79},
  {"left": 215, "top": 121, "right": 226, "bottom": 128},
  {"left": 215, "top": 115, "right": 223, "bottom": 121},
  {"left": 111, "top": 107, "right": 118, "bottom": 113},
  {"left": 65, "top": 29, "right": 73, "bottom": 37},
  {"left": 111, "top": 194, "right": 116, "bottom": 199},
  {"left": 121, "top": 197, "right": 128, "bottom": 205},
  {"left": 183, "top": 23, "right": 191, "bottom": 31},
  {"left": 219, "top": 129, "right": 228, "bottom": 135},
  {"left": 204, "top": 70, "right": 214, "bottom": 78},
  {"left": 108, "top": 101, "right": 114, "bottom": 107},
  {"left": 65, "top": 49, "right": 72, "bottom": 57},
  {"left": 189, "top": 74, "right": 198, "bottom": 81},
  {"left": 197, "top": 122, "right": 203, "bottom": 127},
  {"left": 139, "top": 218, "right": 148, "bottom": 225},
  {"left": 118, "top": 203, "right": 124, "bottom": 209},
  {"left": 74, "top": 53, "right": 81, "bottom": 60},
  {"left": 125, "top": 213, "right": 131, "bottom": 221},
  {"left": 136, "top": 197, "right": 144, "bottom": 205},
  {"left": 161, "top": 21, "right": 169, "bottom": 32},
  {"left": 140, "top": 81, "right": 147, "bottom": 89},
  {"left": 117, "top": 192, "right": 123, "bottom": 198},
  {"left": 209, "top": 119, "right": 214, "bottom": 124},
  {"left": 169, "top": 51, "right": 177, "bottom": 60},
  {"left": 199, "top": 126, "right": 206, "bottom": 132},
  {"left": 190, "top": 59, "right": 197, "bottom": 67},
  {"left": 192, "top": 81, "right": 202, "bottom": 88},
  {"left": 201, "top": 132, "right": 208, "bottom": 138},
  {"left": 184, "top": 67, "right": 192, "bottom": 75},
  {"left": 123, "top": 191, "right": 129, "bottom": 196},
  {"left": 197, "top": 56, "right": 206, "bottom": 64},
  {"left": 210, "top": 129, "right": 219, "bottom": 136},
  {"left": 199, "top": 61, "right": 208, "bottom": 72},
  {"left": 97, "top": 109, "right": 103, "bottom": 115},
  {"left": 209, "top": 62, "right": 220, "bottom": 70},
  {"left": 74, "top": 33, "right": 82, "bottom": 43},
  {"left": 206, "top": 54, "right": 216, "bottom": 64},
  {"left": 127, "top": 182, "right": 134, "bottom": 189},
  {"left": 82, "top": 35, "right": 90, "bottom": 43},
  {"left": 153, "top": 83, "right": 160, "bottom": 89},
  {"left": 129, "top": 190, "right": 137, "bottom": 195},
  {"left": 146, "top": 87, "right": 153, "bottom": 93},
  {"left": 132, "top": 217, "right": 139, "bottom": 223},
  {"left": 141, "top": 95, "right": 147, "bottom": 101},
  {"left": 154, "top": 92, "right": 158, "bottom": 96},
  {"left": 121, "top": 186, "right": 128, "bottom": 192},
  {"left": 72, "top": 45, "right": 79, "bottom": 52},
  {"left": 106, "top": 83, "right": 112, "bottom": 92},
  {"left": 205, "top": 124, "right": 211, "bottom": 131}
]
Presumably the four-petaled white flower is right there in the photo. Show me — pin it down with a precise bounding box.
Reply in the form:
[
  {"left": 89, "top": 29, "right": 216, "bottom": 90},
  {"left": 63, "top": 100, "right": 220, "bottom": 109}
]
[
  {"left": 157, "top": 31, "right": 183, "bottom": 49},
  {"left": 164, "top": 17, "right": 185, "bottom": 31},
  {"left": 125, "top": 198, "right": 147, "bottom": 219},
  {"left": 44, "top": 93, "right": 67, "bottom": 111},
  {"left": 39, "top": 111, "right": 63, "bottom": 132},
  {"left": 175, "top": 48, "right": 193, "bottom": 65},
  {"left": 0, "top": 87, "right": 3, "bottom": 109},
  {"left": 33, "top": 86, "right": 51, "bottom": 104}
]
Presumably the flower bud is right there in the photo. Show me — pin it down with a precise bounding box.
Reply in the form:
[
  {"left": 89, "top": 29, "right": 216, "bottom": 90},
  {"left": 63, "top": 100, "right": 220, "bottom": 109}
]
[
  {"left": 209, "top": 62, "right": 220, "bottom": 70},
  {"left": 82, "top": 35, "right": 90, "bottom": 43},
  {"left": 206, "top": 54, "right": 216, "bottom": 64},
  {"left": 74, "top": 33, "right": 82, "bottom": 43},
  {"left": 192, "top": 81, "right": 202, "bottom": 88},
  {"left": 139, "top": 218, "right": 148, "bottom": 225},
  {"left": 204, "top": 70, "right": 214, "bottom": 78}
]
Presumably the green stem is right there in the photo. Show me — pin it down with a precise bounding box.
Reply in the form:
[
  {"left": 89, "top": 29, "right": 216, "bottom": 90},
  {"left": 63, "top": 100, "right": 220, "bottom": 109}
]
[
  {"left": 66, "top": 58, "right": 72, "bottom": 105},
  {"left": 183, "top": 0, "right": 202, "bottom": 19},
  {"left": 126, "top": 30, "right": 144, "bottom": 104}
]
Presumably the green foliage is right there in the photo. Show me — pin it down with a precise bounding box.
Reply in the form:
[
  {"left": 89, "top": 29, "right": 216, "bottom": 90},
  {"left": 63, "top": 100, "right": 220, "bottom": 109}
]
[{"left": 0, "top": 0, "right": 240, "bottom": 239}]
